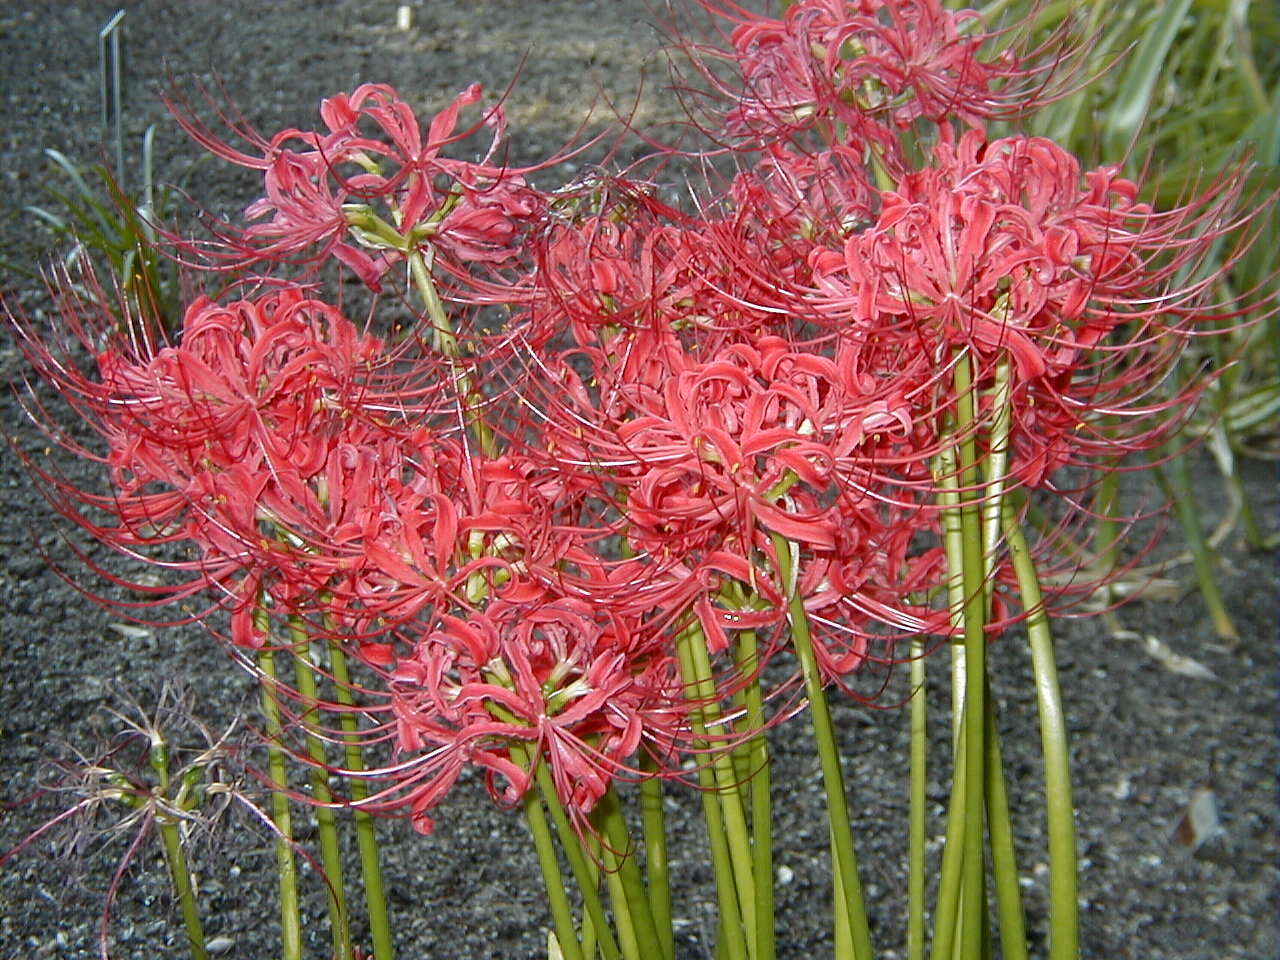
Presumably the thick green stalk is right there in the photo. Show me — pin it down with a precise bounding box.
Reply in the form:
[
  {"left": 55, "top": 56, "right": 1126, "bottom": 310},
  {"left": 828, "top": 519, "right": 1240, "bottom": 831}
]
[
  {"left": 933, "top": 443, "right": 970, "bottom": 960},
  {"left": 979, "top": 359, "right": 1013, "bottom": 615},
  {"left": 769, "top": 532, "right": 873, "bottom": 960},
  {"left": 523, "top": 788, "right": 585, "bottom": 960},
  {"left": 601, "top": 845, "right": 642, "bottom": 960},
  {"left": 155, "top": 815, "right": 208, "bottom": 960},
  {"left": 288, "top": 620, "right": 350, "bottom": 960},
  {"left": 681, "top": 624, "right": 759, "bottom": 958},
  {"left": 580, "top": 831, "right": 604, "bottom": 960},
  {"left": 149, "top": 742, "right": 207, "bottom": 960},
  {"left": 639, "top": 754, "right": 674, "bottom": 960},
  {"left": 1093, "top": 468, "right": 1121, "bottom": 578},
  {"left": 950, "top": 352, "right": 989, "bottom": 960},
  {"left": 329, "top": 641, "right": 394, "bottom": 960},
  {"left": 256, "top": 645, "right": 303, "bottom": 960},
  {"left": 728, "top": 681, "right": 753, "bottom": 796},
  {"left": 978, "top": 359, "right": 1028, "bottom": 959},
  {"left": 928, "top": 711, "right": 968, "bottom": 960},
  {"left": 407, "top": 248, "right": 459, "bottom": 357},
  {"left": 1001, "top": 505, "right": 1078, "bottom": 960},
  {"left": 735, "top": 628, "right": 775, "bottom": 960},
  {"left": 907, "top": 639, "right": 927, "bottom": 960},
  {"left": 1010, "top": 492, "right": 1090, "bottom": 574},
  {"left": 532, "top": 762, "right": 623, "bottom": 960},
  {"left": 983, "top": 690, "right": 1027, "bottom": 960},
  {"left": 673, "top": 628, "right": 749, "bottom": 960},
  {"left": 832, "top": 830, "right": 853, "bottom": 958},
  {"left": 936, "top": 443, "right": 967, "bottom": 749},
  {"left": 596, "top": 788, "right": 666, "bottom": 960}
]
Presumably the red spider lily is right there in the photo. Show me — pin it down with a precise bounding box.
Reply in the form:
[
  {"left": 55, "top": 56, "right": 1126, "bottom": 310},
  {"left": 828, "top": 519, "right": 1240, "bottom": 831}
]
[
  {"left": 7, "top": 274, "right": 463, "bottom": 650},
  {"left": 7, "top": 28, "right": 1263, "bottom": 894},
  {"left": 522, "top": 323, "right": 849, "bottom": 564},
  {"left": 334, "top": 449, "right": 588, "bottom": 646},
  {"left": 167, "top": 82, "right": 554, "bottom": 288},
  {"left": 678, "top": 0, "right": 1080, "bottom": 156},
  {"left": 516, "top": 180, "right": 719, "bottom": 348},
  {"left": 837, "top": 133, "right": 1131, "bottom": 382},
  {"left": 729, "top": 142, "right": 878, "bottom": 251},
  {"left": 514, "top": 244, "right": 945, "bottom": 685},
  {"left": 384, "top": 594, "right": 691, "bottom": 834},
  {"left": 802, "top": 495, "right": 948, "bottom": 677},
  {"left": 806, "top": 129, "right": 1253, "bottom": 487},
  {"left": 506, "top": 106, "right": 1256, "bottom": 689},
  {"left": 502, "top": 169, "right": 954, "bottom": 678}
]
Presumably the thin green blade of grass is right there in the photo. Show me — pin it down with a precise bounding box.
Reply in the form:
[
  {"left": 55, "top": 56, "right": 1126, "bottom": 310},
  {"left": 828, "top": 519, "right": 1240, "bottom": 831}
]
[
  {"left": 43, "top": 148, "right": 127, "bottom": 243},
  {"left": 1101, "top": 0, "right": 1194, "bottom": 159}
]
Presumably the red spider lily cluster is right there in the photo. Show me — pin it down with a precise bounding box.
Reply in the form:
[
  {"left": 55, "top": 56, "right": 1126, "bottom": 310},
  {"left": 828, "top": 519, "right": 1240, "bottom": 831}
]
[
  {"left": 169, "top": 81, "right": 549, "bottom": 289},
  {"left": 6, "top": 0, "right": 1252, "bottom": 840}
]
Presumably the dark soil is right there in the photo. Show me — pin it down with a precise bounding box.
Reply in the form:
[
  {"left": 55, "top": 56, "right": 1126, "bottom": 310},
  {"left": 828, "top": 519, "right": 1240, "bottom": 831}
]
[{"left": 1, "top": 3, "right": 1276, "bottom": 959}]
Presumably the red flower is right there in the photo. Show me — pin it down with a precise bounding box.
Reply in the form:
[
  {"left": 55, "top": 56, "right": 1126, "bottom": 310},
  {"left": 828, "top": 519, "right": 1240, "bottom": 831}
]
[
  {"left": 807, "top": 130, "right": 1249, "bottom": 487},
  {"left": 387, "top": 595, "right": 690, "bottom": 833},
  {"left": 682, "top": 0, "right": 1077, "bottom": 155},
  {"left": 8, "top": 276, "right": 461, "bottom": 650},
  {"left": 169, "top": 83, "right": 552, "bottom": 288}
]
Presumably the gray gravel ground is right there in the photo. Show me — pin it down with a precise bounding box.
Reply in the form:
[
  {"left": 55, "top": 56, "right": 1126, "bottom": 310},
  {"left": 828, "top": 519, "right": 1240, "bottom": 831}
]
[{"left": 1, "top": 3, "right": 1277, "bottom": 959}]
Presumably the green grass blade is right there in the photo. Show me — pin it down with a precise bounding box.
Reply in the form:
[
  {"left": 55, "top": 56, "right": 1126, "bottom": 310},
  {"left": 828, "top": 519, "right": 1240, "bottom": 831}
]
[
  {"left": 1103, "top": 0, "right": 1194, "bottom": 158},
  {"left": 23, "top": 205, "right": 69, "bottom": 231},
  {"left": 43, "top": 148, "right": 123, "bottom": 243}
]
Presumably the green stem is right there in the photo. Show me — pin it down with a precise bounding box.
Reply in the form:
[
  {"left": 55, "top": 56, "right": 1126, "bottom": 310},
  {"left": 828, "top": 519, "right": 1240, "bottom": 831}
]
[
  {"left": 596, "top": 788, "right": 664, "bottom": 960},
  {"left": 951, "top": 352, "right": 989, "bottom": 960},
  {"left": 907, "top": 639, "right": 927, "bottom": 960},
  {"left": 728, "top": 677, "right": 753, "bottom": 794},
  {"left": 769, "top": 532, "right": 873, "bottom": 960},
  {"left": 156, "top": 816, "right": 207, "bottom": 960},
  {"left": 523, "top": 788, "right": 585, "bottom": 960},
  {"left": 933, "top": 441, "right": 969, "bottom": 960},
  {"left": 257, "top": 644, "right": 303, "bottom": 960},
  {"left": 288, "top": 620, "right": 350, "bottom": 960},
  {"left": 580, "top": 831, "right": 603, "bottom": 960},
  {"left": 639, "top": 754, "right": 674, "bottom": 960},
  {"left": 407, "top": 247, "right": 458, "bottom": 357},
  {"left": 832, "top": 830, "right": 853, "bottom": 958},
  {"left": 928, "top": 708, "right": 969, "bottom": 960},
  {"left": 681, "top": 623, "right": 759, "bottom": 958},
  {"left": 980, "top": 359, "right": 1013, "bottom": 610},
  {"left": 1011, "top": 491, "right": 1091, "bottom": 573},
  {"left": 406, "top": 248, "right": 494, "bottom": 457},
  {"left": 1093, "top": 468, "right": 1120, "bottom": 580},
  {"left": 673, "top": 627, "right": 749, "bottom": 960},
  {"left": 149, "top": 743, "right": 207, "bottom": 960},
  {"left": 329, "top": 641, "right": 394, "bottom": 960},
  {"left": 601, "top": 844, "right": 641, "bottom": 960},
  {"left": 532, "top": 761, "right": 623, "bottom": 960},
  {"left": 1001, "top": 504, "right": 1079, "bottom": 960},
  {"left": 736, "top": 628, "right": 775, "bottom": 960},
  {"left": 983, "top": 688, "right": 1027, "bottom": 960},
  {"left": 936, "top": 442, "right": 967, "bottom": 750},
  {"left": 978, "top": 359, "right": 1028, "bottom": 958}
]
